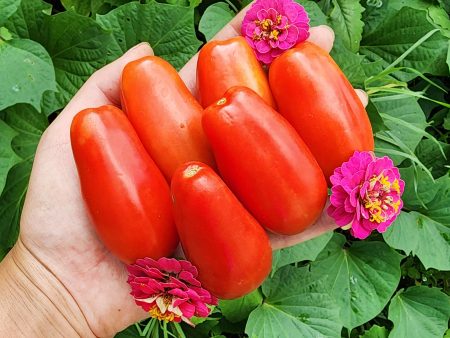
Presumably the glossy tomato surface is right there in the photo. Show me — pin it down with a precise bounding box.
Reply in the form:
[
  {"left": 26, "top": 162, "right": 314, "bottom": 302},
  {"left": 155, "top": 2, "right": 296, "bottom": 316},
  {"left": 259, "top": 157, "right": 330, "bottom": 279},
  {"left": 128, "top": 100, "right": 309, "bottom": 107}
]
[
  {"left": 197, "top": 36, "right": 275, "bottom": 108},
  {"left": 171, "top": 162, "right": 272, "bottom": 299},
  {"left": 269, "top": 42, "right": 374, "bottom": 181},
  {"left": 71, "top": 105, "right": 178, "bottom": 263},
  {"left": 121, "top": 56, "right": 215, "bottom": 181},
  {"left": 202, "top": 87, "right": 327, "bottom": 235}
]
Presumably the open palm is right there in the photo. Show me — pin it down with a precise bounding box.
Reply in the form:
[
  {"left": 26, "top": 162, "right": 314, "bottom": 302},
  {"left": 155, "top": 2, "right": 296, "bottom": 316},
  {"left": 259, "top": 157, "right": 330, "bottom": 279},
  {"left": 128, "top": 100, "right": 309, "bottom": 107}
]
[{"left": 16, "top": 9, "right": 366, "bottom": 337}]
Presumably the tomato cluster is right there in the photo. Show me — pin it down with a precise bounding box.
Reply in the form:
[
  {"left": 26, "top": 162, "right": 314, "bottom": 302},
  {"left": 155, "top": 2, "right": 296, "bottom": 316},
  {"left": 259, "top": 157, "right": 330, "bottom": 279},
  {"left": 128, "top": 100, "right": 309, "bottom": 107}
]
[{"left": 70, "top": 37, "right": 373, "bottom": 299}]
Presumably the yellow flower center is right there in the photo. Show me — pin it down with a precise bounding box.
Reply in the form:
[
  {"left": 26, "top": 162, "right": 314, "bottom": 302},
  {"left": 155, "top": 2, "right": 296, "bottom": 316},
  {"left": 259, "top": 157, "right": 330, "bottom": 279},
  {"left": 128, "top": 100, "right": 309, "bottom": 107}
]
[
  {"left": 148, "top": 295, "right": 180, "bottom": 322},
  {"left": 364, "top": 174, "right": 401, "bottom": 224}
]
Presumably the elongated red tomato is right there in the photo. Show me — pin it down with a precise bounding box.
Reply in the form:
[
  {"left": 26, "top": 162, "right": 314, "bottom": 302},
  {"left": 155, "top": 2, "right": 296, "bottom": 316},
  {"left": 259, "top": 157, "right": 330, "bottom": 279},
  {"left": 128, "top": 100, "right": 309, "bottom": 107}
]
[
  {"left": 197, "top": 36, "right": 275, "bottom": 108},
  {"left": 269, "top": 42, "right": 374, "bottom": 181},
  {"left": 202, "top": 87, "right": 327, "bottom": 235},
  {"left": 171, "top": 162, "right": 272, "bottom": 299},
  {"left": 121, "top": 56, "right": 215, "bottom": 181},
  {"left": 71, "top": 105, "right": 178, "bottom": 264}
]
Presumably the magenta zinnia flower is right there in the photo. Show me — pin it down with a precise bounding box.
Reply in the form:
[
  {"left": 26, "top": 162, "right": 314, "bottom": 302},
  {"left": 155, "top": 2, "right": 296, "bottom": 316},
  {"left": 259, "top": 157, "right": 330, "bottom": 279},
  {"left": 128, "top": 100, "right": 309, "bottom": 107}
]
[
  {"left": 241, "top": 0, "right": 310, "bottom": 64},
  {"left": 127, "top": 257, "right": 218, "bottom": 325},
  {"left": 327, "top": 151, "right": 405, "bottom": 239}
]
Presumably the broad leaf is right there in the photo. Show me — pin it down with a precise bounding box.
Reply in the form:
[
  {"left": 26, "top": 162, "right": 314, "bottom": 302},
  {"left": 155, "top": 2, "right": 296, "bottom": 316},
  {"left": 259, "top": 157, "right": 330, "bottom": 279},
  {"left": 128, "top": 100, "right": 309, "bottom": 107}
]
[
  {"left": 220, "top": 289, "right": 263, "bottom": 323},
  {"left": 4, "top": 0, "right": 52, "bottom": 40},
  {"left": 310, "top": 233, "right": 402, "bottom": 330},
  {"left": 38, "top": 11, "right": 113, "bottom": 114},
  {"left": 383, "top": 211, "right": 450, "bottom": 271},
  {"left": 61, "top": 0, "right": 106, "bottom": 16},
  {"left": 415, "top": 139, "right": 450, "bottom": 178},
  {"left": 296, "top": 0, "right": 328, "bottom": 26},
  {"left": 0, "top": 0, "right": 20, "bottom": 26},
  {"left": 0, "top": 120, "right": 20, "bottom": 194},
  {"left": 361, "top": 7, "right": 449, "bottom": 82},
  {"left": 329, "top": 0, "right": 364, "bottom": 52},
  {"left": 331, "top": 37, "right": 366, "bottom": 87},
  {"left": 360, "top": 325, "right": 388, "bottom": 338},
  {"left": 246, "top": 266, "right": 342, "bottom": 338},
  {"left": 0, "top": 105, "right": 48, "bottom": 250},
  {"left": 388, "top": 286, "right": 450, "bottom": 338},
  {"left": 199, "top": 2, "right": 235, "bottom": 41},
  {"left": 373, "top": 96, "right": 427, "bottom": 165},
  {"left": 422, "top": 174, "right": 450, "bottom": 227},
  {"left": 399, "top": 165, "right": 437, "bottom": 209},
  {"left": 272, "top": 231, "right": 332, "bottom": 273},
  {"left": 0, "top": 39, "right": 56, "bottom": 111},
  {"left": 97, "top": 2, "right": 201, "bottom": 70}
]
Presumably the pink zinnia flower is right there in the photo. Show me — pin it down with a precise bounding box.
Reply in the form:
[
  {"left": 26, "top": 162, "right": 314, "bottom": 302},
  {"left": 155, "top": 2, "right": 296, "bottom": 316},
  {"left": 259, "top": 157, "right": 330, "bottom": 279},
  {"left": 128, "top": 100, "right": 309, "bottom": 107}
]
[
  {"left": 241, "top": 0, "right": 310, "bottom": 64},
  {"left": 327, "top": 151, "right": 405, "bottom": 239},
  {"left": 127, "top": 257, "right": 218, "bottom": 325}
]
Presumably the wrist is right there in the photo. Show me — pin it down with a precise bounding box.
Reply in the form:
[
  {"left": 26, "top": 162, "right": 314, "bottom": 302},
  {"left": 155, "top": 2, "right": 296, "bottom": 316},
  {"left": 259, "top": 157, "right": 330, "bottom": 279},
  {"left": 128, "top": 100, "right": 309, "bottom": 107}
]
[{"left": 0, "top": 238, "right": 95, "bottom": 337}]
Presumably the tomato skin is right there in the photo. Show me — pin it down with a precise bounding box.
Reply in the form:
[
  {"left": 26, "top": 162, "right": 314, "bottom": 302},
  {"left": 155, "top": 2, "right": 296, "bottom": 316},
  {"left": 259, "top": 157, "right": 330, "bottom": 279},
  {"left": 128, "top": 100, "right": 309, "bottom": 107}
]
[
  {"left": 202, "top": 87, "right": 327, "bottom": 235},
  {"left": 70, "top": 105, "right": 178, "bottom": 264},
  {"left": 171, "top": 162, "right": 272, "bottom": 299},
  {"left": 269, "top": 42, "right": 374, "bottom": 182},
  {"left": 121, "top": 56, "right": 215, "bottom": 181},
  {"left": 197, "top": 36, "right": 275, "bottom": 108}
]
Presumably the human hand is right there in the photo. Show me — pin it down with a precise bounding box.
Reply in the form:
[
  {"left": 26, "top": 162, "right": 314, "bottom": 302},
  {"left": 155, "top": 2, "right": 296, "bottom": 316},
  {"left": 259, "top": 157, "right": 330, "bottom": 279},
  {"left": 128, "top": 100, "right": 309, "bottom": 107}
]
[{"left": 0, "top": 7, "right": 368, "bottom": 338}]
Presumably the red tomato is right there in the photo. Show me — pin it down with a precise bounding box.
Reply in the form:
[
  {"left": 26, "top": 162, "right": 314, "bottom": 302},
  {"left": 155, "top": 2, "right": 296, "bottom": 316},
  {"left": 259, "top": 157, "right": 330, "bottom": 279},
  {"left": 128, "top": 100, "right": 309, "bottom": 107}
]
[
  {"left": 171, "top": 162, "right": 272, "bottom": 299},
  {"left": 70, "top": 105, "right": 178, "bottom": 264},
  {"left": 202, "top": 87, "right": 327, "bottom": 235},
  {"left": 197, "top": 36, "right": 275, "bottom": 108},
  {"left": 269, "top": 42, "right": 374, "bottom": 181},
  {"left": 121, "top": 56, "right": 215, "bottom": 181}
]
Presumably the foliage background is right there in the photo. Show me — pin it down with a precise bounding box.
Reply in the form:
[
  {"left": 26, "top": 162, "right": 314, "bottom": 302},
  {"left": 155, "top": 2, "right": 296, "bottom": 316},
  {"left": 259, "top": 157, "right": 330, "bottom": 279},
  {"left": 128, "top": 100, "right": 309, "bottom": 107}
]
[{"left": 0, "top": 0, "right": 449, "bottom": 337}]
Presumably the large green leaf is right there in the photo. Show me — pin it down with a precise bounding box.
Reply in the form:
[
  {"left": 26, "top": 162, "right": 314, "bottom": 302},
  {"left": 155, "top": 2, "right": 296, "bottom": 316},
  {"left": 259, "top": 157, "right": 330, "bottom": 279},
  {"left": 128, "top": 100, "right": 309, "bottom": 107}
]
[
  {"left": 0, "top": 120, "right": 20, "bottom": 195},
  {"left": 0, "top": 0, "right": 20, "bottom": 26},
  {"left": 399, "top": 165, "right": 437, "bottom": 209},
  {"left": 246, "top": 266, "right": 342, "bottom": 338},
  {"left": 296, "top": 0, "right": 328, "bottom": 26},
  {"left": 97, "top": 2, "right": 201, "bottom": 70},
  {"left": 331, "top": 37, "right": 366, "bottom": 88},
  {"left": 0, "top": 105, "right": 48, "bottom": 250},
  {"left": 415, "top": 139, "right": 450, "bottom": 178},
  {"left": 310, "top": 233, "right": 402, "bottom": 330},
  {"left": 361, "top": 7, "right": 449, "bottom": 82},
  {"left": 388, "top": 286, "right": 450, "bottom": 338},
  {"left": 4, "top": 0, "right": 52, "bottom": 40},
  {"left": 359, "top": 325, "right": 388, "bottom": 338},
  {"left": 271, "top": 231, "right": 333, "bottom": 273},
  {"left": 199, "top": 2, "right": 235, "bottom": 41},
  {"left": 373, "top": 96, "right": 427, "bottom": 165},
  {"left": 219, "top": 289, "right": 263, "bottom": 323},
  {"left": 37, "top": 11, "right": 113, "bottom": 114},
  {"left": 0, "top": 39, "right": 56, "bottom": 111},
  {"left": 383, "top": 211, "right": 450, "bottom": 271},
  {"left": 61, "top": 0, "right": 105, "bottom": 16},
  {"left": 422, "top": 174, "right": 450, "bottom": 226},
  {"left": 329, "top": 0, "right": 365, "bottom": 52}
]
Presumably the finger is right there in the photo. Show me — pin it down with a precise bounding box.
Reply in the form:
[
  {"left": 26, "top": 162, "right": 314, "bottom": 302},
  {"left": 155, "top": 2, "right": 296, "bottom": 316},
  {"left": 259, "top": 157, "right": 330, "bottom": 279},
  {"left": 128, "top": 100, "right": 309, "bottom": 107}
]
[
  {"left": 356, "top": 89, "right": 369, "bottom": 107},
  {"left": 307, "top": 25, "right": 335, "bottom": 53},
  {"left": 269, "top": 202, "right": 338, "bottom": 250},
  {"left": 55, "top": 43, "right": 154, "bottom": 128}
]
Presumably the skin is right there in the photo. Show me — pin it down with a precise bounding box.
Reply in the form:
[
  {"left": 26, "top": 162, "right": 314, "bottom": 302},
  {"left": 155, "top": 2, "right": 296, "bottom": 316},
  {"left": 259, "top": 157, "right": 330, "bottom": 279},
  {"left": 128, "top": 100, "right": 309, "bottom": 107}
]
[{"left": 0, "top": 6, "right": 369, "bottom": 337}]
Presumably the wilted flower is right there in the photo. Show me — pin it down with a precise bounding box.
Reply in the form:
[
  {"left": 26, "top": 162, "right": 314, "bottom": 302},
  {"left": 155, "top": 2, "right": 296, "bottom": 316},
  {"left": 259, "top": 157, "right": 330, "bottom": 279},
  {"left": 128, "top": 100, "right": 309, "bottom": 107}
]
[
  {"left": 127, "top": 257, "right": 218, "bottom": 325},
  {"left": 327, "top": 151, "right": 405, "bottom": 239},
  {"left": 241, "top": 0, "right": 310, "bottom": 64}
]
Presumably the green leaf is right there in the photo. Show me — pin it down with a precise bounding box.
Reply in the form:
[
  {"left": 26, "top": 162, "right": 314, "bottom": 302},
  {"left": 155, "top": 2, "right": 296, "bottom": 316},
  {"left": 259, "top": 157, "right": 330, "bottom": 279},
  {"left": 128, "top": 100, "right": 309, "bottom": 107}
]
[
  {"left": 416, "top": 139, "right": 450, "bottom": 178},
  {"left": 329, "top": 0, "right": 365, "bottom": 52},
  {"left": 199, "top": 2, "right": 235, "bottom": 41},
  {"left": 361, "top": 7, "right": 449, "bottom": 82},
  {"left": 0, "top": 39, "right": 56, "bottom": 111},
  {"left": 114, "top": 324, "right": 142, "bottom": 338},
  {"left": 373, "top": 96, "right": 427, "bottom": 165},
  {"left": 0, "top": 27, "right": 13, "bottom": 41},
  {"left": 246, "top": 266, "right": 342, "bottom": 338},
  {"left": 4, "top": 0, "right": 52, "bottom": 40},
  {"left": 330, "top": 37, "right": 366, "bottom": 88},
  {"left": 0, "top": 0, "right": 20, "bottom": 26},
  {"left": 38, "top": 11, "right": 113, "bottom": 114},
  {"left": 272, "top": 231, "right": 333, "bottom": 273},
  {"left": 0, "top": 120, "right": 20, "bottom": 195},
  {"left": 422, "top": 174, "right": 450, "bottom": 226},
  {"left": 97, "top": 2, "right": 201, "bottom": 70},
  {"left": 365, "top": 100, "right": 388, "bottom": 133},
  {"left": 310, "top": 233, "right": 403, "bottom": 330},
  {"left": 0, "top": 105, "right": 48, "bottom": 250},
  {"left": 219, "top": 289, "right": 263, "bottom": 323},
  {"left": 61, "top": 0, "right": 106, "bottom": 16},
  {"left": 359, "top": 325, "right": 388, "bottom": 338},
  {"left": 383, "top": 211, "right": 450, "bottom": 271},
  {"left": 399, "top": 165, "right": 437, "bottom": 208},
  {"left": 445, "top": 328, "right": 450, "bottom": 338},
  {"left": 388, "top": 286, "right": 450, "bottom": 338},
  {"left": 296, "top": 0, "right": 328, "bottom": 26}
]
